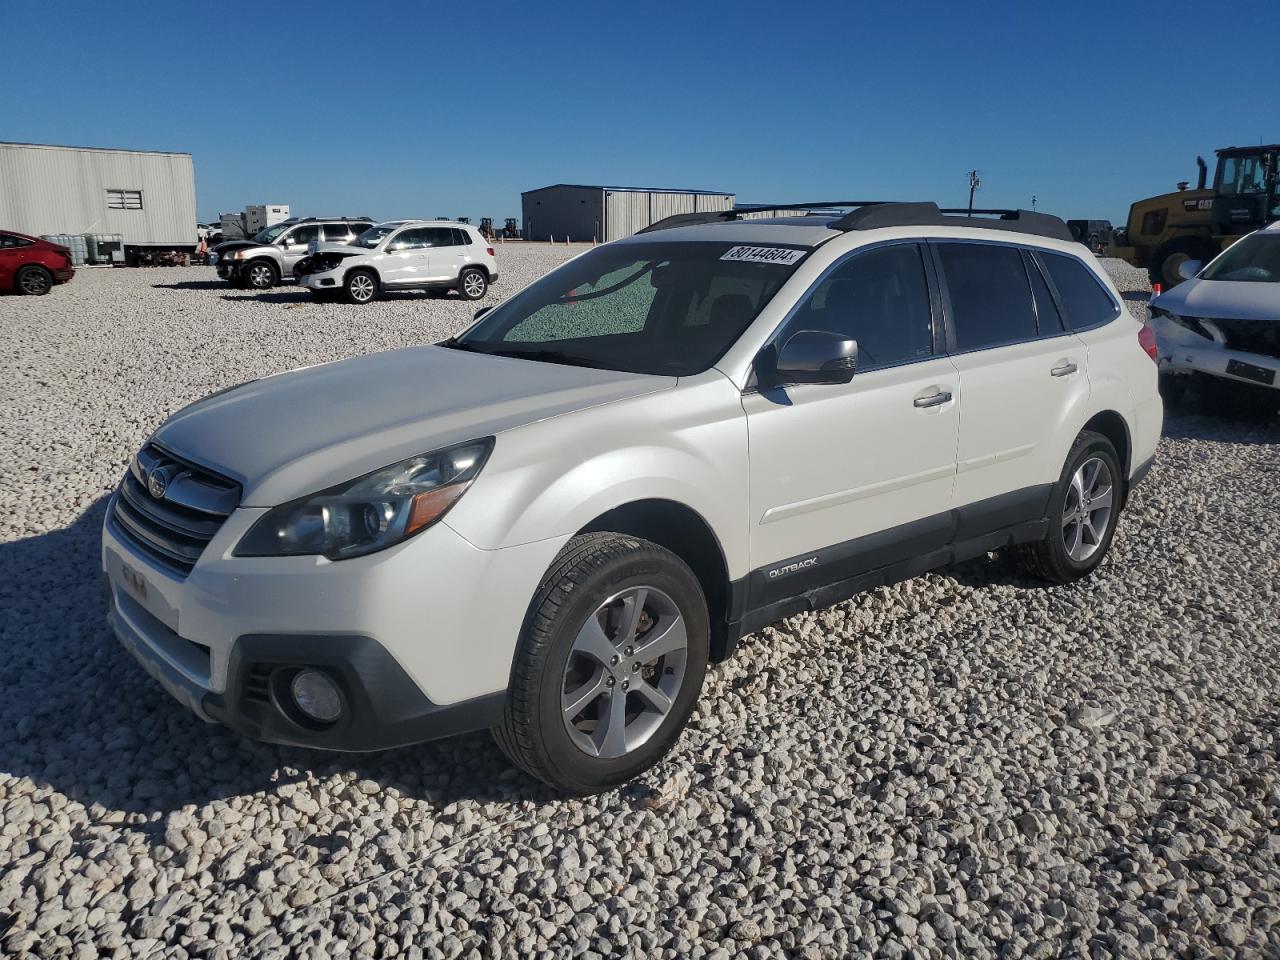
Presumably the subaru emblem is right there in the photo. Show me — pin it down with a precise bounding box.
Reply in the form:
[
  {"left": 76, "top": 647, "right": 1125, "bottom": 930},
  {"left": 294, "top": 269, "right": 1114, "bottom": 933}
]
[{"left": 147, "top": 466, "right": 170, "bottom": 499}]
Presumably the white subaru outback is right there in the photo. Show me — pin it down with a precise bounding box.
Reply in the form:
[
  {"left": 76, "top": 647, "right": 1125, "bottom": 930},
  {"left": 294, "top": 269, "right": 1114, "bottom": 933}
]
[{"left": 102, "top": 202, "right": 1162, "bottom": 793}]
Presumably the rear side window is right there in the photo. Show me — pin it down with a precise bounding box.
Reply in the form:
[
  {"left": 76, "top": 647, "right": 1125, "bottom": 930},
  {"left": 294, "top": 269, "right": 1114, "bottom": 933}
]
[
  {"left": 452, "top": 228, "right": 473, "bottom": 246},
  {"left": 1025, "top": 254, "right": 1064, "bottom": 334},
  {"left": 1040, "top": 253, "right": 1121, "bottom": 330},
  {"left": 936, "top": 243, "right": 1037, "bottom": 351},
  {"left": 1, "top": 234, "right": 33, "bottom": 248},
  {"left": 323, "top": 224, "right": 356, "bottom": 242}
]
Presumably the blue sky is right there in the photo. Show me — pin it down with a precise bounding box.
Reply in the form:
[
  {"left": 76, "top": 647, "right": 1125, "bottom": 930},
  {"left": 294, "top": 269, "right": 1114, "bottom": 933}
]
[{"left": 7, "top": 0, "right": 1277, "bottom": 224}]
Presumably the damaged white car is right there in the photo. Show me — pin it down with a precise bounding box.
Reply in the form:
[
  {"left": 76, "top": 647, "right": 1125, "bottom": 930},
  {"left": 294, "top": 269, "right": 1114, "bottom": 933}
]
[{"left": 1151, "top": 222, "right": 1280, "bottom": 412}]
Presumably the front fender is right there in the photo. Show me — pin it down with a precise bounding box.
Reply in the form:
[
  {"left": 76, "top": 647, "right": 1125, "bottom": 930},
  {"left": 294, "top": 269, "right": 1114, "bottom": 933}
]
[{"left": 444, "top": 372, "right": 751, "bottom": 579}]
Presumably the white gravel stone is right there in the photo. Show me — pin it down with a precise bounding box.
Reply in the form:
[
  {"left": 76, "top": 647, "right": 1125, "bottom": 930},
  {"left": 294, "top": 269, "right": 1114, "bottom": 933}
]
[{"left": 0, "top": 253, "right": 1277, "bottom": 958}]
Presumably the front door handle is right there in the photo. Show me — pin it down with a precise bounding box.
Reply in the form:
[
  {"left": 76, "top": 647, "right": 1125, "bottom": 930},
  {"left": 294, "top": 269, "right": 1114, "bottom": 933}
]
[
  {"left": 913, "top": 390, "right": 953, "bottom": 408},
  {"left": 1051, "top": 361, "right": 1079, "bottom": 377}
]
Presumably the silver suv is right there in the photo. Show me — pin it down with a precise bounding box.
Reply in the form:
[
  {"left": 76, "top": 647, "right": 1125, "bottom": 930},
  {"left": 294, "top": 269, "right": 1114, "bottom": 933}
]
[{"left": 211, "top": 218, "right": 374, "bottom": 289}]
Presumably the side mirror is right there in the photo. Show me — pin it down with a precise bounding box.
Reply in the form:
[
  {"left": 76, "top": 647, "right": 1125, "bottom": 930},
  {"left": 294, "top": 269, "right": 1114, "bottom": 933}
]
[
  {"left": 1177, "top": 259, "right": 1202, "bottom": 280},
  {"left": 759, "top": 330, "right": 858, "bottom": 387},
  {"left": 473, "top": 306, "right": 492, "bottom": 321}
]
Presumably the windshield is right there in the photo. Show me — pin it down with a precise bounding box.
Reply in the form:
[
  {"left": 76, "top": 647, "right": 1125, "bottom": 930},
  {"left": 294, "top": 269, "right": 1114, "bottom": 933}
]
[
  {"left": 1200, "top": 233, "right": 1280, "bottom": 283},
  {"left": 353, "top": 225, "right": 397, "bottom": 249},
  {"left": 252, "top": 223, "right": 291, "bottom": 244},
  {"left": 453, "top": 241, "right": 809, "bottom": 375}
]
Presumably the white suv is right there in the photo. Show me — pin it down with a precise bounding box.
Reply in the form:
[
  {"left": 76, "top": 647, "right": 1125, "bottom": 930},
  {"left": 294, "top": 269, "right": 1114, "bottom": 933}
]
[
  {"left": 298, "top": 220, "right": 499, "bottom": 303},
  {"left": 102, "top": 203, "right": 1162, "bottom": 793}
]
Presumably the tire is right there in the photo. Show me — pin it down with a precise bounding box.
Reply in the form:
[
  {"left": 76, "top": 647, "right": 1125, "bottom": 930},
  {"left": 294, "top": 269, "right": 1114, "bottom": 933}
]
[
  {"left": 457, "top": 267, "right": 488, "bottom": 301},
  {"left": 244, "top": 259, "right": 278, "bottom": 290},
  {"left": 1148, "top": 238, "right": 1214, "bottom": 289},
  {"left": 15, "top": 265, "right": 53, "bottom": 296},
  {"left": 343, "top": 269, "right": 379, "bottom": 304},
  {"left": 494, "top": 533, "right": 709, "bottom": 794},
  {"left": 1014, "top": 431, "right": 1124, "bottom": 584}
]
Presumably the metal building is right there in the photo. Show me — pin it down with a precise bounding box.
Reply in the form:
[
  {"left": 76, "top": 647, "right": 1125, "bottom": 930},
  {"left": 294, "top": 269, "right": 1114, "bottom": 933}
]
[
  {"left": 521, "top": 184, "right": 735, "bottom": 242},
  {"left": 0, "top": 141, "right": 197, "bottom": 261}
]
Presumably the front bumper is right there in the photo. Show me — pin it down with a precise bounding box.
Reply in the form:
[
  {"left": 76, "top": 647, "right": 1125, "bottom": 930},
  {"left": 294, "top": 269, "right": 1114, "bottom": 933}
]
[
  {"left": 298, "top": 268, "right": 342, "bottom": 290},
  {"left": 1152, "top": 317, "right": 1280, "bottom": 391},
  {"left": 102, "top": 496, "right": 567, "bottom": 750}
]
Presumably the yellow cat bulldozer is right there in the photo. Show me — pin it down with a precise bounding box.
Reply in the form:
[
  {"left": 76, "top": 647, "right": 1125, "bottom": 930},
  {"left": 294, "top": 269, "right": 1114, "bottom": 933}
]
[{"left": 1108, "top": 144, "right": 1279, "bottom": 287}]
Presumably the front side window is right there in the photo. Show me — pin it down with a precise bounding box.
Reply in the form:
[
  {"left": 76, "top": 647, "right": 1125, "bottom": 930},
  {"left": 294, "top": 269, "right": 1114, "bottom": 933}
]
[
  {"left": 253, "top": 222, "right": 292, "bottom": 244},
  {"left": 1040, "top": 253, "right": 1121, "bottom": 328},
  {"left": 777, "top": 243, "right": 934, "bottom": 370},
  {"left": 388, "top": 228, "right": 432, "bottom": 251},
  {"left": 106, "top": 189, "right": 143, "bottom": 210},
  {"left": 1200, "top": 232, "right": 1280, "bottom": 283},
  {"left": 454, "top": 240, "right": 806, "bottom": 375},
  {"left": 937, "top": 243, "right": 1038, "bottom": 351}
]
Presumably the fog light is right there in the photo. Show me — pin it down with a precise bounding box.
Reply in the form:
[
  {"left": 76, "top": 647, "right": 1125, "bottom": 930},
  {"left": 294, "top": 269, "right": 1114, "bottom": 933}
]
[{"left": 290, "top": 670, "right": 342, "bottom": 723}]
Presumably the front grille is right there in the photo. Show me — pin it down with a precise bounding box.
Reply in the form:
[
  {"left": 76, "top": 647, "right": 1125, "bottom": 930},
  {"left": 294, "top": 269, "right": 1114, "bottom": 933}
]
[
  {"left": 111, "top": 443, "right": 241, "bottom": 577},
  {"left": 1206, "top": 318, "right": 1280, "bottom": 359}
]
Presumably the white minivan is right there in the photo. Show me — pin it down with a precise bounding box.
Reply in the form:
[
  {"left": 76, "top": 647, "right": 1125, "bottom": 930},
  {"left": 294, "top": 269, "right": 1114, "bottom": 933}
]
[{"left": 103, "top": 202, "right": 1162, "bottom": 792}]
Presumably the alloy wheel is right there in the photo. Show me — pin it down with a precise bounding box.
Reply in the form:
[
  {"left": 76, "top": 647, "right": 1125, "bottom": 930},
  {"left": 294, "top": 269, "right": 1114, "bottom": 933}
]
[
  {"left": 463, "top": 272, "right": 486, "bottom": 297},
  {"left": 1062, "top": 456, "right": 1114, "bottom": 562},
  {"left": 561, "top": 586, "right": 688, "bottom": 759},
  {"left": 349, "top": 274, "right": 375, "bottom": 302},
  {"left": 20, "top": 270, "right": 50, "bottom": 295},
  {"left": 248, "top": 264, "right": 273, "bottom": 288}
]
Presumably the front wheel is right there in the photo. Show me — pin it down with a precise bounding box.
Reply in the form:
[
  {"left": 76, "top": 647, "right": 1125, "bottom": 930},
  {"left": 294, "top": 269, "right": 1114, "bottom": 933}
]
[
  {"left": 494, "top": 533, "right": 709, "bottom": 793},
  {"left": 1014, "top": 431, "right": 1123, "bottom": 584},
  {"left": 458, "top": 267, "right": 489, "bottom": 300},
  {"left": 244, "top": 259, "right": 277, "bottom": 290},
  {"left": 344, "top": 269, "right": 378, "bottom": 304}
]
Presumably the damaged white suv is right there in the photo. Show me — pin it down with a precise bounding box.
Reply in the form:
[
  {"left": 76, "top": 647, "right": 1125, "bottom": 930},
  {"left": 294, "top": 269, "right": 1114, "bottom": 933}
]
[{"left": 103, "top": 203, "right": 1162, "bottom": 792}]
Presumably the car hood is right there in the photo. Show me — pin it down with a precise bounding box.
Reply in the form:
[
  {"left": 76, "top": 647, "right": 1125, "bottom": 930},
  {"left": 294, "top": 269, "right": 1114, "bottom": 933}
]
[
  {"left": 211, "top": 240, "right": 262, "bottom": 255},
  {"left": 307, "top": 241, "right": 365, "bottom": 256},
  {"left": 1152, "top": 279, "right": 1280, "bottom": 321},
  {"left": 152, "top": 346, "right": 673, "bottom": 505}
]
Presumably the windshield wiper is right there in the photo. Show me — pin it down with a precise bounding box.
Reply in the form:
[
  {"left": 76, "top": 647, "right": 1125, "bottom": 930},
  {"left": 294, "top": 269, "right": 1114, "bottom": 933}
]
[{"left": 486, "top": 346, "right": 620, "bottom": 370}]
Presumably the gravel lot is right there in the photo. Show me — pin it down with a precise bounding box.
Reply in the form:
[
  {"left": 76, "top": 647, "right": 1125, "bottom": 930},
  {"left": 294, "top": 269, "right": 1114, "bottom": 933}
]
[{"left": 1, "top": 252, "right": 1277, "bottom": 959}]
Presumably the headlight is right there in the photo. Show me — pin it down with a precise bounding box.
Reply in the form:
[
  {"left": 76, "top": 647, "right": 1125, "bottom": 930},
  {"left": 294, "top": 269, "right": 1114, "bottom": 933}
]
[
  {"left": 233, "top": 250, "right": 246, "bottom": 260},
  {"left": 234, "top": 438, "right": 493, "bottom": 560}
]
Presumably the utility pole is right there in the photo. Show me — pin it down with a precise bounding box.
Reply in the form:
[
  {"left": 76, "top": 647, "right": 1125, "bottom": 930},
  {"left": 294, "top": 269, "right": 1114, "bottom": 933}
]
[{"left": 967, "top": 170, "right": 981, "bottom": 216}]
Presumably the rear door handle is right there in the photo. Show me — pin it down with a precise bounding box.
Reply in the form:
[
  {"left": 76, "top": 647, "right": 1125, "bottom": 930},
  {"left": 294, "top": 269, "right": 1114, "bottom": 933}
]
[
  {"left": 1051, "top": 361, "right": 1079, "bottom": 377},
  {"left": 913, "top": 390, "right": 953, "bottom": 408}
]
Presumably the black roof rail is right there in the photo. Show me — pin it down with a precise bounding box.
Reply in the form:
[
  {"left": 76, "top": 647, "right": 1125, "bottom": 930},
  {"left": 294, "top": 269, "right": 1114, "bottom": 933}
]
[
  {"left": 833, "top": 202, "right": 1073, "bottom": 242},
  {"left": 635, "top": 210, "right": 739, "bottom": 234}
]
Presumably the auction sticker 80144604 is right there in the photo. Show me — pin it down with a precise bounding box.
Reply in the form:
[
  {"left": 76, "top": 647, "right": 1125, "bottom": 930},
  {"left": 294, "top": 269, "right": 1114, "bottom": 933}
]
[{"left": 720, "top": 246, "right": 806, "bottom": 265}]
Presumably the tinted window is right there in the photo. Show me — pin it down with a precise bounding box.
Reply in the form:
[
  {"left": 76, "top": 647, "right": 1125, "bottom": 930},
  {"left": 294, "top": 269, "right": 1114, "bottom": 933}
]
[
  {"left": 1, "top": 234, "right": 33, "bottom": 249},
  {"left": 285, "top": 225, "right": 320, "bottom": 246},
  {"left": 425, "top": 227, "right": 462, "bottom": 247},
  {"left": 452, "top": 228, "right": 473, "bottom": 246},
  {"left": 781, "top": 243, "right": 934, "bottom": 369},
  {"left": 1025, "top": 255, "right": 1064, "bottom": 334},
  {"left": 937, "top": 243, "right": 1037, "bottom": 351},
  {"left": 1040, "top": 253, "right": 1120, "bottom": 329},
  {"left": 323, "top": 224, "right": 357, "bottom": 242}
]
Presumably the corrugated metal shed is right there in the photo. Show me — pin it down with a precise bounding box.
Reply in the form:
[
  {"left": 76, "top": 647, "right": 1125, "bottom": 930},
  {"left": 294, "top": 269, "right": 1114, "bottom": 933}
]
[
  {"left": 0, "top": 141, "right": 197, "bottom": 248},
  {"left": 522, "top": 184, "right": 734, "bottom": 242}
]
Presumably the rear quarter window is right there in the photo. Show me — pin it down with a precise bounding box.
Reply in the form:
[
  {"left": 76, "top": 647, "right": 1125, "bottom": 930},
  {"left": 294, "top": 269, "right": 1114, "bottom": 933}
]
[{"left": 1039, "top": 253, "right": 1121, "bottom": 330}]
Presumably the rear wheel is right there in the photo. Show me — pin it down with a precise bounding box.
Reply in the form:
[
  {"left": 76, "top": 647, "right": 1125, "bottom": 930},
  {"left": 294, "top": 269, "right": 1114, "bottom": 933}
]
[
  {"left": 458, "top": 267, "right": 488, "bottom": 300},
  {"left": 1014, "top": 431, "right": 1123, "bottom": 584},
  {"left": 15, "top": 265, "right": 52, "bottom": 295},
  {"left": 494, "top": 533, "right": 709, "bottom": 793},
  {"left": 244, "top": 259, "right": 278, "bottom": 290},
  {"left": 344, "top": 269, "right": 378, "bottom": 304}
]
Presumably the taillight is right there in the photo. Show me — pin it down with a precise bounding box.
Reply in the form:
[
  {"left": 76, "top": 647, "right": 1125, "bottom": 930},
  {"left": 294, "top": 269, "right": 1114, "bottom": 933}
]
[
  {"left": 1138, "top": 323, "right": 1158, "bottom": 361},
  {"left": 486, "top": 247, "right": 495, "bottom": 257}
]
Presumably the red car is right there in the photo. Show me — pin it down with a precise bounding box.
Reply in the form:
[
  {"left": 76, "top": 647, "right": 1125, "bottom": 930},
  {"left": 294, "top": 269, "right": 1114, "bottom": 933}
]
[{"left": 0, "top": 230, "right": 75, "bottom": 295}]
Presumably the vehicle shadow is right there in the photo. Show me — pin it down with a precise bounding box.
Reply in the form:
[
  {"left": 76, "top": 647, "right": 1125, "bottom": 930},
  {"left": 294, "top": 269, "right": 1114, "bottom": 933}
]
[
  {"left": 220, "top": 290, "right": 465, "bottom": 306},
  {"left": 0, "top": 498, "right": 555, "bottom": 817},
  {"left": 1119, "top": 291, "right": 1151, "bottom": 303},
  {"left": 1162, "top": 408, "right": 1280, "bottom": 442},
  {"left": 152, "top": 281, "right": 225, "bottom": 291}
]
